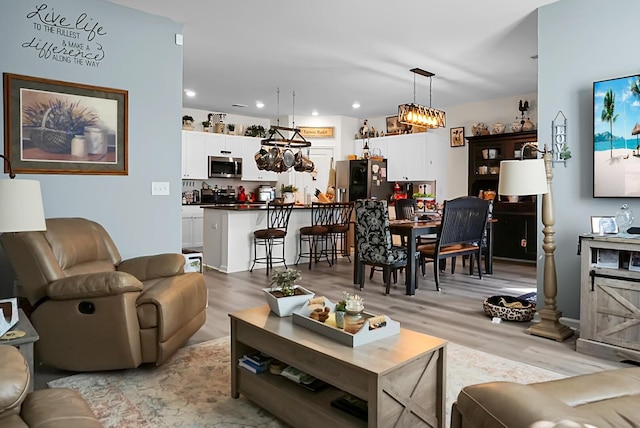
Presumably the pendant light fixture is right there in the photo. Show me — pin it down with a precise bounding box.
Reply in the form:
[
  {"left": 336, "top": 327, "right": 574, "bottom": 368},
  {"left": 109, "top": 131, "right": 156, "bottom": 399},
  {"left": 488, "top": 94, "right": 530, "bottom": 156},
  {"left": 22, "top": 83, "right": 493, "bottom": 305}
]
[{"left": 397, "top": 68, "right": 446, "bottom": 129}]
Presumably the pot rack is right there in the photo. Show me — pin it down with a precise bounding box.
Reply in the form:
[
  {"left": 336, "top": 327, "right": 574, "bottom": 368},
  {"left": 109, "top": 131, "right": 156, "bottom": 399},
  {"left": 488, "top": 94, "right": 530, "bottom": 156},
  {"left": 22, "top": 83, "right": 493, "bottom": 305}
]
[
  {"left": 260, "top": 125, "right": 311, "bottom": 148},
  {"left": 260, "top": 88, "right": 311, "bottom": 148}
]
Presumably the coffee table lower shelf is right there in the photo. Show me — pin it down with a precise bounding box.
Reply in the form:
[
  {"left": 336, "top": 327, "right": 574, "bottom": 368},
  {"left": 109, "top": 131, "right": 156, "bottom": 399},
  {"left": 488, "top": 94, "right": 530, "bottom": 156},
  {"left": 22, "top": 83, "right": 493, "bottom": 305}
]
[
  {"left": 238, "top": 369, "right": 366, "bottom": 427},
  {"left": 230, "top": 305, "right": 446, "bottom": 428}
]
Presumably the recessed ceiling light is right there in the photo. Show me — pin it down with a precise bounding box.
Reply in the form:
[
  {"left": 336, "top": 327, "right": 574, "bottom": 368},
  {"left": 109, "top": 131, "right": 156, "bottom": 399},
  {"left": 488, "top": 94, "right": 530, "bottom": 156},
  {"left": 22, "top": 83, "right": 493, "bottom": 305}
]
[
  {"left": 312, "top": 111, "right": 319, "bottom": 116},
  {"left": 256, "top": 101, "right": 265, "bottom": 109},
  {"left": 184, "top": 89, "right": 196, "bottom": 97},
  {"left": 352, "top": 102, "right": 360, "bottom": 109}
]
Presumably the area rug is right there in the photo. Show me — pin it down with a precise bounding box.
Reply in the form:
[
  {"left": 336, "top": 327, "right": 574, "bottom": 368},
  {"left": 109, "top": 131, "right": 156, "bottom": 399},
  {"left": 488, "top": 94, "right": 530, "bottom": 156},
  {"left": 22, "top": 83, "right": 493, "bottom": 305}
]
[{"left": 49, "top": 337, "right": 565, "bottom": 428}]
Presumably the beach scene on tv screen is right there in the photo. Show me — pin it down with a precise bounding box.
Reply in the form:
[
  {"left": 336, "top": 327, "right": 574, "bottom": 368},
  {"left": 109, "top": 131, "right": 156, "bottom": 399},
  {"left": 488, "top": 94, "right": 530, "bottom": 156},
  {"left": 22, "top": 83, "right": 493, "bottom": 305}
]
[{"left": 593, "top": 74, "right": 640, "bottom": 197}]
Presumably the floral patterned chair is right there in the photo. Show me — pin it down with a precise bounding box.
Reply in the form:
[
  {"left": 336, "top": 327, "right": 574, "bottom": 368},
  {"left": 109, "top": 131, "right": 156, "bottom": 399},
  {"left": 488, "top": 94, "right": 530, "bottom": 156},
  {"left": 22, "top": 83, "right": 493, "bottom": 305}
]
[{"left": 354, "top": 199, "right": 409, "bottom": 295}]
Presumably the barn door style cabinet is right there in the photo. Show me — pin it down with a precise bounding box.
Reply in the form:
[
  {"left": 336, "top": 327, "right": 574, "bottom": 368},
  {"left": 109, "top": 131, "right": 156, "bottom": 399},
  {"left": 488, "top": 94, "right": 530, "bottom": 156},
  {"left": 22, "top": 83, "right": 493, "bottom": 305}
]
[
  {"left": 466, "top": 131, "right": 538, "bottom": 261},
  {"left": 577, "top": 235, "right": 640, "bottom": 363}
]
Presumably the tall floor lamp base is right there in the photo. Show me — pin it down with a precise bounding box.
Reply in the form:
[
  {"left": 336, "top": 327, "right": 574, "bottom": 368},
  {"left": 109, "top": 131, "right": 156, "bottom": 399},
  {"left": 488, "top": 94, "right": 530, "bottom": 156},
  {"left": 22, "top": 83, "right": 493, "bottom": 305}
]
[{"left": 526, "top": 307, "right": 573, "bottom": 342}]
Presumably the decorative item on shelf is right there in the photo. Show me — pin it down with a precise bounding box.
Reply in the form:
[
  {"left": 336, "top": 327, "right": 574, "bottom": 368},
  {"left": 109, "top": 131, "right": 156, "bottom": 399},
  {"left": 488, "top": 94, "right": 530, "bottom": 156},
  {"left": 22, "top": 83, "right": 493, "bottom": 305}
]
[
  {"left": 245, "top": 125, "right": 267, "bottom": 137},
  {"left": 397, "top": 68, "right": 446, "bottom": 128},
  {"left": 227, "top": 123, "right": 235, "bottom": 134},
  {"left": 522, "top": 118, "right": 535, "bottom": 132},
  {"left": 201, "top": 121, "right": 211, "bottom": 132},
  {"left": 472, "top": 122, "right": 487, "bottom": 136},
  {"left": 552, "top": 111, "right": 570, "bottom": 164},
  {"left": 182, "top": 115, "right": 194, "bottom": 131},
  {"left": 514, "top": 99, "right": 530, "bottom": 132},
  {"left": 491, "top": 123, "right": 505, "bottom": 134},
  {"left": 615, "top": 204, "right": 634, "bottom": 236},
  {"left": 362, "top": 139, "right": 370, "bottom": 159},
  {"left": 511, "top": 119, "right": 522, "bottom": 133},
  {"left": 498, "top": 142, "right": 573, "bottom": 342},
  {"left": 343, "top": 294, "right": 365, "bottom": 334},
  {"left": 263, "top": 268, "right": 314, "bottom": 317}
]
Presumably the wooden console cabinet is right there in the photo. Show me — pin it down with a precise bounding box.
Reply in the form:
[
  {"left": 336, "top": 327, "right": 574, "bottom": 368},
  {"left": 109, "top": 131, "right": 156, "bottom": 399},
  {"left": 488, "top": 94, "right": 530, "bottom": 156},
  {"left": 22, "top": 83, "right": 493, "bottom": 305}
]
[
  {"left": 577, "top": 235, "right": 640, "bottom": 363},
  {"left": 230, "top": 305, "right": 447, "bottom": 428},
  {"left": 467, "top": 131, "right": 538, "bottom": 261}
]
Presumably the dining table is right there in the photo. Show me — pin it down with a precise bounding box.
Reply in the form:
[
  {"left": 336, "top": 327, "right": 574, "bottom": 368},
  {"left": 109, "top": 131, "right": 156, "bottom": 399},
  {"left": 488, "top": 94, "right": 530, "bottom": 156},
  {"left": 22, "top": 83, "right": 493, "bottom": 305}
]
[{"left": 353, "top": 218, "right": 496, "bottom": 296}]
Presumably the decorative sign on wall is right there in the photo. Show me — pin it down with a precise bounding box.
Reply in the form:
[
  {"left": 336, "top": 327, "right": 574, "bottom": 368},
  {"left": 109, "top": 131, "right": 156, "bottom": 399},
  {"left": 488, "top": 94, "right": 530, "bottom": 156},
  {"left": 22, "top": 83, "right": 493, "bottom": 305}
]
[
  {"left": 22, "top": 3, "right": 108, "bottom": 68},
  {"left": 298, "top": 127, "right": 334, "bottom": 138}
]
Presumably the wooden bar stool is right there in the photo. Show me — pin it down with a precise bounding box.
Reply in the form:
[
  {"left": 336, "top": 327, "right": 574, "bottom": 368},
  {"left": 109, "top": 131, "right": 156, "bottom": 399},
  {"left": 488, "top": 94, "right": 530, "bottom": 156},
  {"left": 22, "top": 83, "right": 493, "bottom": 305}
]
[{"left": 250, "top": 202, "right": 294, "bottom": 275}]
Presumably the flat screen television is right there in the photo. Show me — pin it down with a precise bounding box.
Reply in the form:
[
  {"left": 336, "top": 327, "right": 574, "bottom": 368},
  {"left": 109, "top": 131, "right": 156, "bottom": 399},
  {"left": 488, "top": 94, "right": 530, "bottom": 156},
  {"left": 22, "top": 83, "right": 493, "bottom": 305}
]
[{"left": 593, "top": 73, "right": 640, "bottom": 197}]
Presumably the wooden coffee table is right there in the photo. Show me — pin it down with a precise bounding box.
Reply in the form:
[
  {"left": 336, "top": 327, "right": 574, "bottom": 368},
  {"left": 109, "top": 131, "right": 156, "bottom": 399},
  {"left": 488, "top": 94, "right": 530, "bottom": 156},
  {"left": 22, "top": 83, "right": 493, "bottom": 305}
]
[{"left": 230, "top": 305, "right": 447, "bottom": 428}]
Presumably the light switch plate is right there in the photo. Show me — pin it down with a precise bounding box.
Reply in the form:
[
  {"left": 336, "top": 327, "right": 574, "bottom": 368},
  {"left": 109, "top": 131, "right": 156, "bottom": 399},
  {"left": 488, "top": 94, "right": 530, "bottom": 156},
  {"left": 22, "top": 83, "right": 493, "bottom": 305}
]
[{"left": 152, "top": 182, "right": 170, "bottom": 196}]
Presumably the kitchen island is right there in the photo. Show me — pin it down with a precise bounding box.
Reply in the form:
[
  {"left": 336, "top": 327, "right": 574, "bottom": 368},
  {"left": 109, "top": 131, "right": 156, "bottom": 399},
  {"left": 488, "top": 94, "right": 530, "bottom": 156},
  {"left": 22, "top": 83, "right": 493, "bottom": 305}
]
[{"left": 203, "top": 205, "right": 316, "bottom": 273}]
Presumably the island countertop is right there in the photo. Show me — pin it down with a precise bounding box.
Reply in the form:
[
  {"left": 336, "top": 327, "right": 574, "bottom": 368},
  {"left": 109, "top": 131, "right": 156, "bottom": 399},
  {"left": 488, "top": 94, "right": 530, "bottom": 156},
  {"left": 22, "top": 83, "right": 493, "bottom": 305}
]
[{"left": 202, "top": 204, "right": 314, "bottom": 211}]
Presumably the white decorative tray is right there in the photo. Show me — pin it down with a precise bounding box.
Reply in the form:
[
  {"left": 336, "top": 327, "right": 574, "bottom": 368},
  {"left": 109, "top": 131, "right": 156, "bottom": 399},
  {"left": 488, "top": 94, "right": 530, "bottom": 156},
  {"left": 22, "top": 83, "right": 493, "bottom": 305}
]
[{"left": 292, "top": 299, "right": 400, "bottom": 347}]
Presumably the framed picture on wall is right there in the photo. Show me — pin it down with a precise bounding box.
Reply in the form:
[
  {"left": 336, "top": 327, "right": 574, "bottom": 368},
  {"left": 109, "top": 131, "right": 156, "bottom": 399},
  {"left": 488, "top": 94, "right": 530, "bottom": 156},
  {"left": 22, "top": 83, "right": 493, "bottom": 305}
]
[
  {"left": 593, "top": 73, "right": 640, "bottom": 197},
  {"left": 3, "top": 73, "right": 128, "bottom": 175},
  {"left": 450, "top": 126, "right": 465, "bottom": 147}
]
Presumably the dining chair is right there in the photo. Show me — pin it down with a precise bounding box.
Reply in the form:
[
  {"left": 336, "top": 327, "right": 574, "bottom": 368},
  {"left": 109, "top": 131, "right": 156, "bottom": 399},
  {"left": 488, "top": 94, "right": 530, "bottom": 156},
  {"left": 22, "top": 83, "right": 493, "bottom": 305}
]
[
  {"left": 250, "top": 202, "right": 295, "bottom": 275},
  {"left": 355, "top": 199, "right": 410, "bottom": 295},
  {"left": 296, "top": 202, "right": 333, "bottom": 269},
  {"left": 418, "top": 196, "right": 489, "bottom": 291}
]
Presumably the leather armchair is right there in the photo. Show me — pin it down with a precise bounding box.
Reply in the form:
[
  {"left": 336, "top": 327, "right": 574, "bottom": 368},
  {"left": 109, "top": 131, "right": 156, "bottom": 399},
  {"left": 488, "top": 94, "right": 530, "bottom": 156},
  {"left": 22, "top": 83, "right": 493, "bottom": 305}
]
[
  {"left": 451, "top": 367, "right": 640, "bottom": 427},
  {"left": 0, "top": 345, "right": 102, "bottom": 427},
  {"left": 1, "top": 218, "right": 207, "bottom": 371}
]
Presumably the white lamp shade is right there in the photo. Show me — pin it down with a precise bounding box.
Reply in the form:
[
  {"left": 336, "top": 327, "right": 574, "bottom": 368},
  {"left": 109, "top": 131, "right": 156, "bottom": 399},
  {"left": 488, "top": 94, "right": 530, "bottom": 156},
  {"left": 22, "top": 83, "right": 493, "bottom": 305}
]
[
  {"left": 498, "top": 159, "right": 549, "bottom": 196},
  {"left": 0, "top": 179, "right": 46, "bottom": 232}
]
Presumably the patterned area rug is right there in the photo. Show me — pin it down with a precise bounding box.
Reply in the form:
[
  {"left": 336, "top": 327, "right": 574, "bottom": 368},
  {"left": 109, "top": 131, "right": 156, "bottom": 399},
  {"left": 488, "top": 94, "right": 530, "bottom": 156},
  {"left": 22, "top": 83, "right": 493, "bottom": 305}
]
[{"left": 49, "top": 337, "right": 565, "bottom": 427}]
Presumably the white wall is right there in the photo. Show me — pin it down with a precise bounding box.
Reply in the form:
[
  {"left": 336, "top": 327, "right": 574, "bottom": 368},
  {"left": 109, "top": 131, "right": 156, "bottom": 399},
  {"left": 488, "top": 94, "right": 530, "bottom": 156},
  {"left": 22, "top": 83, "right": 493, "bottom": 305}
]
[{"left": 538, "top": 0, "right": 636, "bottom": 319}]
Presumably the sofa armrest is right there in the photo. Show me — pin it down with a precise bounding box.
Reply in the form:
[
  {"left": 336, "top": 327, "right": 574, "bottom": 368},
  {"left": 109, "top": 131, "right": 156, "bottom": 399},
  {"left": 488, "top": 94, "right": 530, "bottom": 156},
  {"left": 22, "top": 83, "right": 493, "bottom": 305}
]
[
  {"left": 455, "top": 382, "right": 596, "bottom": 427},
  {"left": 117, "top": 253, "right": 185, "bottom": 281},
  {"left": 47, "top": 272, "right": 143, "bottom": 300},
  {"left": 0, "top": 346, "right": 29, "bottom": 420}
]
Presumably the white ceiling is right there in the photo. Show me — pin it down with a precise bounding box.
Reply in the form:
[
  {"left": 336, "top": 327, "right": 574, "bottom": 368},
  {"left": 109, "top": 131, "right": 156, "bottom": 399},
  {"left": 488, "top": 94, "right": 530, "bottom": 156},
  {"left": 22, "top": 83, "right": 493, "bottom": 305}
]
[{"left": 107, "top": 0, "right": 558, "bottom": 121}]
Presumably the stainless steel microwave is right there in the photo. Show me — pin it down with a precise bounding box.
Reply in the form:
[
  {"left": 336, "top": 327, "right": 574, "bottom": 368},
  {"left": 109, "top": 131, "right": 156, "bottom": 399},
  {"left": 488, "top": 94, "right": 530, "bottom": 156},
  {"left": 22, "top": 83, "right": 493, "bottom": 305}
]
[{"left": 208, "top": 156, "right": 242, "bottom": 178}]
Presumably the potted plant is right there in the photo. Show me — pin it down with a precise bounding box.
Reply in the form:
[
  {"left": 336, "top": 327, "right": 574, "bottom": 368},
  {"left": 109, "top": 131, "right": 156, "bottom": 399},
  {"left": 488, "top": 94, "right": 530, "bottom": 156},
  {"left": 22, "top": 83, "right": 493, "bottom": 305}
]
[
  {"left": 263, "top": 268, "right": 314, "bottom": 317},
  {"left": 201, "top": 120, "right": 211, "bottom": 132},
  {"left": 227, "top": 123, "right": 235, "bottom": 134},
  {"left": 334, "top": 292, "right": 349, "bottom": 328},
  {"left": 281, "top": 184, "right": 298, "bottom": 203},
  {"left": 245, "top": 124, "right": 267, "bottom": 138}
]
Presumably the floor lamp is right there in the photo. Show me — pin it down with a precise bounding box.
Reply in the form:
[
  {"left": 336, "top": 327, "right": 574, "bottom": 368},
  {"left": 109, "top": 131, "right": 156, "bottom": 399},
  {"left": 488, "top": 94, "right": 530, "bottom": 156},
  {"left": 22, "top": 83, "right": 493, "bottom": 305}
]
[{"left": 498, "top": 144, "right": 573, "bottom": 341}]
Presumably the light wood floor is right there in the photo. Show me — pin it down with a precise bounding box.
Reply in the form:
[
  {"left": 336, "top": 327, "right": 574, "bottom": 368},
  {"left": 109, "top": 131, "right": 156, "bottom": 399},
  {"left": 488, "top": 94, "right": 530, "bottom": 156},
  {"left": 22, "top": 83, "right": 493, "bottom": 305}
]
[{"left": 35, "top": 256, "right": 629, "bottom": 390}]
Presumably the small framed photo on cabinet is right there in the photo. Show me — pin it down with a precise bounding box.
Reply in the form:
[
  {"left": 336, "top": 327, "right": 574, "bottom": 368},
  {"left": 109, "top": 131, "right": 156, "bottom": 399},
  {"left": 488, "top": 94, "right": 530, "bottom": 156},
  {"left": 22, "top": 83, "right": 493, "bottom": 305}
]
[
  {"left": 596, "top": 249, "right": 619, "bottom": 269},
  {"left": 590, "top": 216, "right": 618, "bottom": 235},
  {"left": 629, "top": 252, "right": 640, "bottom": 272}
]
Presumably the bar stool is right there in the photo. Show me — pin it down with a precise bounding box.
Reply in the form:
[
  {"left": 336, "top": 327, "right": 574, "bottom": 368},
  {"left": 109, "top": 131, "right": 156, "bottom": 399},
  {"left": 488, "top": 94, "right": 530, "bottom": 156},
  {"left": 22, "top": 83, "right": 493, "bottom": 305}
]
[
  {"left": 296, "top": 202, "right": 333, "bottom": 269},
  {"left": 326, "top": 202, "right": 354, "bottom": 264},
  {"left": 250, "top": 202, "right": 294, "bottom": 275}
]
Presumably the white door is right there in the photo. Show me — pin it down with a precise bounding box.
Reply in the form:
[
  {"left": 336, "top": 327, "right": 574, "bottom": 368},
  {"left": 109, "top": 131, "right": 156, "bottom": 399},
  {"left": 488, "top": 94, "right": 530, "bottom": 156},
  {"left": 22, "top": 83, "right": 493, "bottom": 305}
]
[{"left": 294, "top": 147, "right": 334, "bottom": 201}]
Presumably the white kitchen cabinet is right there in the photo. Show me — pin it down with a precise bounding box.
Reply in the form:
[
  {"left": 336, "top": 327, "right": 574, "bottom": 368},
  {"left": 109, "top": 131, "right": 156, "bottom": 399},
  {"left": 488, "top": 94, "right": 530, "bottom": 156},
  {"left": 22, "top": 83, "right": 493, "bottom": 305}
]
[
  {"left": 204, "top": 133, "right": 243, "bottom": 158},
  {"left": 181, "top": 131, "right": 208, "bottom": 179},
  {"left": 181, "top": 205, "right": 204, "bottom": 249},
  {"left": 240, "top": 137, "right": 278, "bottom": 181}
]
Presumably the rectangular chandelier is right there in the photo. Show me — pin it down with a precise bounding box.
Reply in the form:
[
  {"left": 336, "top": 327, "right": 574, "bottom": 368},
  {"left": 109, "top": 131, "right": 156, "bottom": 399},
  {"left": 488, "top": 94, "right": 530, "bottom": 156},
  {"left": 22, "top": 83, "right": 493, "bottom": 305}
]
[
  {"left": 397, "top": 103, "right": 446, "bottom": 128},
  {"left": 398, "top": 68, "right": 446, "bottom": 129}
]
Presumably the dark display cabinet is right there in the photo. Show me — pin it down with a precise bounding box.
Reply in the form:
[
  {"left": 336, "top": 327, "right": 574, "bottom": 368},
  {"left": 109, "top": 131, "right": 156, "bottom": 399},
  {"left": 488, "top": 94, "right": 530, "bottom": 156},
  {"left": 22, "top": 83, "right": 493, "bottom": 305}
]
[{"left": 467, "top": 131, "right": 538, "bottom": 261}]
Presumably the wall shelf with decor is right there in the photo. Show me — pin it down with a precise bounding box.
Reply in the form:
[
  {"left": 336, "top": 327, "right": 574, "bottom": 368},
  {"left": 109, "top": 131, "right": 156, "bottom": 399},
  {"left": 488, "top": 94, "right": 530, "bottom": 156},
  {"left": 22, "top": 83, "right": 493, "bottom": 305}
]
[{"left": 467, "top": 131, "right": 538, "bottom": 261}]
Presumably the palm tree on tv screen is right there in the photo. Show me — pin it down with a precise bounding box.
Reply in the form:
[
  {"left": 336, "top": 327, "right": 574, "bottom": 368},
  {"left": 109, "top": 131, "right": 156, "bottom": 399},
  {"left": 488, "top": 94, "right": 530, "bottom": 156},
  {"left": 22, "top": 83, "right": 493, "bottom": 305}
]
[{"left": 601, "top": 89, "right": 619, "bottom": 159}]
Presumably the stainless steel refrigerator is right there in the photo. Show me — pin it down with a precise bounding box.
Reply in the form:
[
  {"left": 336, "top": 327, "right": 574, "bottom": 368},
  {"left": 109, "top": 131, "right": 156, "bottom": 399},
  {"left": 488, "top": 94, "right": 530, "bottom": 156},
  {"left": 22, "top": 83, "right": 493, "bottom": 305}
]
[{"left": 335, "top": 159, "right": 394, "bottom": 202}]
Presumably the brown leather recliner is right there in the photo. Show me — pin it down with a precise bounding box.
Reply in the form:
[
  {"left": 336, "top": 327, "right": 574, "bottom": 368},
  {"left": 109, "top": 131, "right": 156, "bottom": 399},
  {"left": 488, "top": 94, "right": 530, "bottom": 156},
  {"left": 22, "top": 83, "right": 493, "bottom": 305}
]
[
  {"left": 1, "top": 218, "right": 207, "bottom": 372},
  {"left": 0, "top": 345, "right": 102, "bottom": 427}
]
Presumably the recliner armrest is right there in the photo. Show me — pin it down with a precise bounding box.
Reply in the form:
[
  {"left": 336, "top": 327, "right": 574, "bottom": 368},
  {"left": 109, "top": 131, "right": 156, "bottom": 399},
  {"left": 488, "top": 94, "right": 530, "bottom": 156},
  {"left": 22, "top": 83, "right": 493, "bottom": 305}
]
[
  {"left": 455, "top": 382, "right": 596, "bottom": 427},
  {"left": 117, "top": 253, "right": 185, "bottom": 281},
  {"left": 47, "top": 272, "right": 143, "bottom": 300}
]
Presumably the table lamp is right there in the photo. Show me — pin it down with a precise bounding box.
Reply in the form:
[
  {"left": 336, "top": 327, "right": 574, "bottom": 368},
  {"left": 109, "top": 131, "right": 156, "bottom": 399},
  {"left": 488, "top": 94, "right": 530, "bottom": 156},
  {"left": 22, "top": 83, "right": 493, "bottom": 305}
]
[
  {"left": 0, "top": 155, "right": 46, "bottom": 233},
  {"left": 498, "top": 144, "right": 573, "bottom": 341}
]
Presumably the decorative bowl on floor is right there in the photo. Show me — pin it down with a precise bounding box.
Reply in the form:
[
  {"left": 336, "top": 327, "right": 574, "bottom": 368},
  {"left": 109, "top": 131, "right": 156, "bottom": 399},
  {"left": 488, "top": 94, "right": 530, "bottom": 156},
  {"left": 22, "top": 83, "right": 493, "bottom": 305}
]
[{"left": 483, "top": 295, "right": 536, "bottom": 322}]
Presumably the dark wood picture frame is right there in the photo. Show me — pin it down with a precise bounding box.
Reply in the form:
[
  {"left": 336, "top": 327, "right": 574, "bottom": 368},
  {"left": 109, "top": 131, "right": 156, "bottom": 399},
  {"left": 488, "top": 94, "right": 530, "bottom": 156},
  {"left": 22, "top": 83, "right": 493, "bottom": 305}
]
[
  {"left": 3, "top": 73, "right": 128, "bottom": 175},
  {"left": 450, "top": 126, "right": 465, "bottom": 147},
  {"left": 386, "top": 115, "right": 411, "bottom": 135}
]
